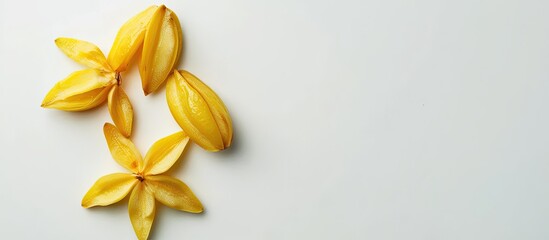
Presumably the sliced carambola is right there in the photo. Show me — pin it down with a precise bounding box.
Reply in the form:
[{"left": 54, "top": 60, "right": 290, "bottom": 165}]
[
  {"left": 139, "top": 5, "right": 182, "bottom": 95},
  {"left": 166, "top": 70, "right": 233, "bottom": 152},
  {"left": 41, "top": 69, "right": 116, "bottom": 111},
  {"left": 108, "top": 85, "right": 134, "bottom": 137},
  {"left": 55, "top": 37, "right": 112, "bottom": 72},
  {"left": 108, "top": 5, "right": 158, "bottom": 72}
]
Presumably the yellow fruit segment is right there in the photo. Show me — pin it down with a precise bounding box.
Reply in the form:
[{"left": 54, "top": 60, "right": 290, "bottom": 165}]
[
  {"left": 172, "top": 10, "right": 183, "bottom": 70},
  {"left": 142, "top": 131, "right": 189, "bottom": 175},
  {"left": 103, "top": 123, "right": 142, "bottom": 172},
  {"left": 140, "top": 5, "right": 181, "bottom": 95},
  {"left": 180, "top": 70, "right": 233, "bottom": 148},
  {"left": 108, "top": 85, "right": 134, "bottom": 137},
  {"left": 129, "top": 182, "right": 156, "bottom": 240},
  {"left": 41, "top": 69, "right": 116, "bottom": 111},
  {"left": 55, "top": 38, "right": 112, "bottom": 72},
  {"left": 166, "top": 71, "right": 223, "bottom": 151},
  {"left": 81, "top": 173, "right": 138, "bottom": 208},
  {"left": 147, "top": 175, "right": 203, "bottom": 213},
  {"left": 108, "top": 5, "right": 158, "bottom": 72},
  {"left": 166, "top": 70, "right": 234, "bottom": 151}
]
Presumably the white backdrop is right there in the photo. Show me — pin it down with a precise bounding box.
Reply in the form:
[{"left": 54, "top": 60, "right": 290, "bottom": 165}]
[{"left": 1, "top": 0, "right": 549, "bottom": 239}]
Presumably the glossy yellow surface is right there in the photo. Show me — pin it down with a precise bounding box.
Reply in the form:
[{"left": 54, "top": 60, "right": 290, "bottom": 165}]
[
  {"left": 181, "top": 70, "right": 233, "bottom": 147},
  {"left": 83, "top": 123, "right": 203, "bottom": 240},
  {"left": 81, "top": 173, "right": 138, "bottom": 207},
  {"left": 103, "top": 123, "right": 142, "bottom": 172},
  {"left": 43, "top": 38, "right": 117, "bottom": 111},
  {"left": 55, "top": 37, "right": 112, "bottom": 72},
  {"left": 142, "top": 131, "right": 189, "bottom": 175},
  {"left": 41, "top": 69, "right": 115, "bottom": 111},
  {"left": 139, "top": 5, "right": 182, "bottom": 95},
  {"left": 166, "top": 70, "right": 233, "bottom": 151},
  {"left": 128, "top": 182, "right": 155, "bottom": 240},
  {"left": 44, "top": 36, "right": 138, "bottom": 136},
  {"left": 107, "top": 5, "right": 158, "bottom": 72},
  {"left": 108, "top": 85, "right": 134, "bottom": 137},
  {"left": 146, "top": 175, "right": 203, "bottom": 213}
]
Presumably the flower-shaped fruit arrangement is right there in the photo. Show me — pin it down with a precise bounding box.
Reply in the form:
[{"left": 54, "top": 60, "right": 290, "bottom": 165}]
[
  {"left": 83, "top": 124, "right": 202, "bottom": 239},
  {"left": 41, "top": 4, "right": 234, "bottom": 240},
  {"left": 41, "top": 5, "right": 183, "bottom": 137}
]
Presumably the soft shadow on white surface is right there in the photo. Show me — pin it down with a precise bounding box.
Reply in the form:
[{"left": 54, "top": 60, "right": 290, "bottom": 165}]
[{"left": 1, "top": 0, "right": 549, "bottom": 239}]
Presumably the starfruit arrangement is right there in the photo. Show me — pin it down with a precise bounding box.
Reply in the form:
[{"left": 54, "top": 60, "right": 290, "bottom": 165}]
[{"left": 41, "top": 4, "right": 233, "bottom": 240}]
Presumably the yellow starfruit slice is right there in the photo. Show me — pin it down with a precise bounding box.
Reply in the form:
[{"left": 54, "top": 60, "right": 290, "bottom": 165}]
[
  {"left": 129, "top": 182, "right": 155, "bottom": 240},
  {"left": 147, "top": 175, "right": 203, "bottom": 213},
  {"left": 103, "top": 123, "right": 142, "bottom": 172},
  {"left": 55, "top": 38, "right": 112, "bottom": 72},
  {"left": 139, "top": 5, "right": 182, "bottom": 95},
  {"left": 166, "top": 70, "right": 233, "bottom": 152},
  {"left": 181, "top": 70, "right": 232, "bottom": 147},
  {"left": 81, "top": 173, "right": 138, "bottom": 208},
  {"left": 108, "top": 85, "right": 134, "bottom": 137},
  {"left": 142, "top": 131, "right": 189, "bottom": 175},
  {"left": 41, "top": 69, "right": 116, "bottom": 111},
  {"left": 108, "top": 5, "right": 158, "bottom": 72},
  {"left": 83, "top": 122, "right": 202, "bottom": 239}
]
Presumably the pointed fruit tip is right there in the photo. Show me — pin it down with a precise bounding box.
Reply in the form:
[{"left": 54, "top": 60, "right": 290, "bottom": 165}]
[
  {"left": 40, "top": 101, "right": 51, "bottom": 108},
  {"left": 54, "top": 38, "right": 65, "bottom": 46},
  {"left": 208, "top": 149, "right": 221, "bottom": 153}
]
